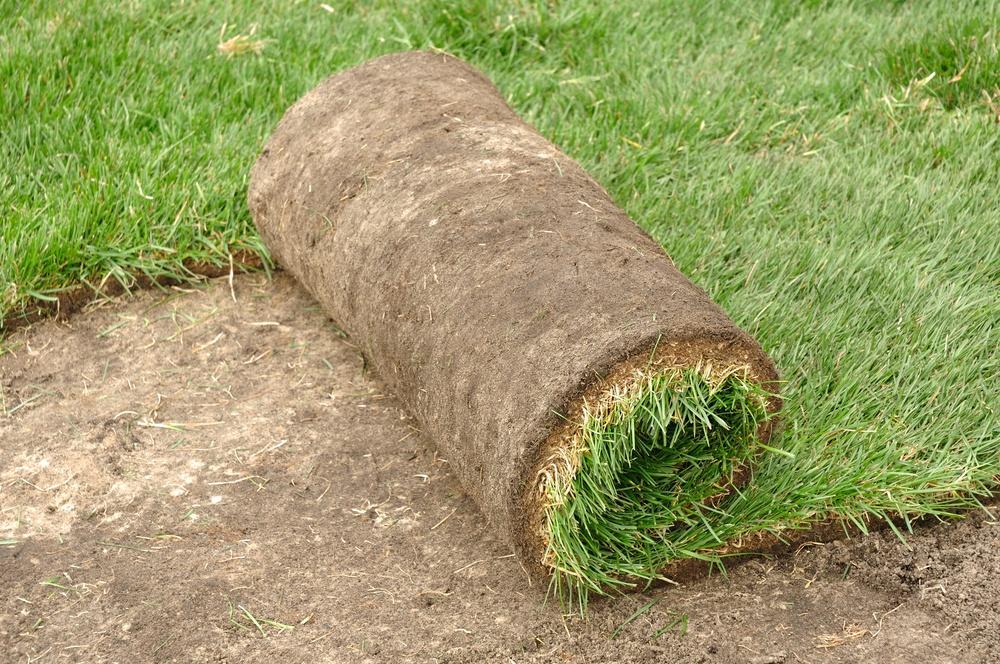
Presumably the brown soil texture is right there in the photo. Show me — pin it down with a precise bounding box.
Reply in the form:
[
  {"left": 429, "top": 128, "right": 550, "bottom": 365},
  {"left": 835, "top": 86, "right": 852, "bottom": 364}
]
[
  {"left": 248, "top": 51, "right": 778, "bottom": 576},
  {"left": 1, "top": 274, "right": 996, "bottom": 663}
]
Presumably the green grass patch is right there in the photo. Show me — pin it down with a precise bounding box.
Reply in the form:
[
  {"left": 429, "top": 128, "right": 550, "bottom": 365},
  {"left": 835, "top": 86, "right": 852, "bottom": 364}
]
[
  {"left": 544, "top": 368, "right": 770, "bottom": 609},
  {"left": 881, "top": 13, "right": 999, "bottom": 110}
]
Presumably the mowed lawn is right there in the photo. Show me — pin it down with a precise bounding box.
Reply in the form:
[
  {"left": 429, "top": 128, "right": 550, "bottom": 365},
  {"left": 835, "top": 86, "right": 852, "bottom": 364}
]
[{"left": 2, "top": 1, "right": 998, "bottom": 564}]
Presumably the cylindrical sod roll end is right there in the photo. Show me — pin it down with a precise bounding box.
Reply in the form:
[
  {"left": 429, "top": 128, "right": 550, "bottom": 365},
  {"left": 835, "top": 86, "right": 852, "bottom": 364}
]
[{"left": 513, "top": 334, "right": 780, "bottom": 594}]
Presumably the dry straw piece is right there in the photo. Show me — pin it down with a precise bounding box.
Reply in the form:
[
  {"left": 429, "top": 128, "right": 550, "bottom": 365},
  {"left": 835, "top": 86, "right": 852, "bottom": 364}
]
[{"left": 249, "top": 51, "right": 780, "bottom": 607}]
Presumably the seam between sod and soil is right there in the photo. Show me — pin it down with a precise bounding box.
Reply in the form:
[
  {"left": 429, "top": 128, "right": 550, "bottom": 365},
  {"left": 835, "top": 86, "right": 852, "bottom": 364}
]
[{"left": 0, "top": 251, "right": 269, "bottom": 339}]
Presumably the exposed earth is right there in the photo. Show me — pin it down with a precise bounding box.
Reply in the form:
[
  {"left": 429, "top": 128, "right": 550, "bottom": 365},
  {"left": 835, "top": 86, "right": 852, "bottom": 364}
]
[{"left": 1, "top": 273, "right": 997, "bottom": 663}]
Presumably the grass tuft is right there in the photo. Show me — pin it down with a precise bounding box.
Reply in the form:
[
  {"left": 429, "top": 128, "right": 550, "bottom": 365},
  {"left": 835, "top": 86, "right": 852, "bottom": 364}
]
[
  {"left": 542, "top": 367, "right": 771, "bottom": 610},
  {"left": 217, "top": 24, "right": 272, "bottom": 58}
]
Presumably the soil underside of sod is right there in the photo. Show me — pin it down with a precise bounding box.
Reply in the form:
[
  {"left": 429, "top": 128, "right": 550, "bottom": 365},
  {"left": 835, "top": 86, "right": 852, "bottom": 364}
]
[{"left": 2, "top": 274, "right": 998, "bottom": 663}]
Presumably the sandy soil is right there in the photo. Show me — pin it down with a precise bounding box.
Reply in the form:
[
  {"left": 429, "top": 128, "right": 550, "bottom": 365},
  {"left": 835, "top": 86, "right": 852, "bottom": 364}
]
[{"left": 1, "top": 273, "right": 996, "bottom": 663}]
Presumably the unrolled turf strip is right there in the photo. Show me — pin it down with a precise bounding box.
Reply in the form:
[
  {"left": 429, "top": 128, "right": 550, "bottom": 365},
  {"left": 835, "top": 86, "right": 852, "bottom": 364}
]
[{"left": 248, "top": 51, "right": 780, "bottom": 597}]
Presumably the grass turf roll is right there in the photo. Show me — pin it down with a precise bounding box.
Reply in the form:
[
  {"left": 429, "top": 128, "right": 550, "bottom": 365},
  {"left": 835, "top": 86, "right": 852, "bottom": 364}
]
[{"left": 248, "top": 51, "right": 780, "bottom": 605}]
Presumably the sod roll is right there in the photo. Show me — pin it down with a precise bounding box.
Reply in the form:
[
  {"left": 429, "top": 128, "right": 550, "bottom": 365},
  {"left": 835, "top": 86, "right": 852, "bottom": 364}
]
[{"left": 249, "top": 51, "right": 780, "bottom": 602}]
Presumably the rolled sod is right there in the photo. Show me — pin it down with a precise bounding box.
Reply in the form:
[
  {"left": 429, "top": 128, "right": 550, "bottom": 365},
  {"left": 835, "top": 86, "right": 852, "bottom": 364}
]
[{"left": 249, "top": 51, "right": 780, "bottom": 604}]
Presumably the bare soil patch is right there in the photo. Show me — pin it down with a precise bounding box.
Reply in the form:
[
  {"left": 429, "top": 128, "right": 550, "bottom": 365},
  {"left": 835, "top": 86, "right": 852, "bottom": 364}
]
[{"left": 1, "top": 274, "right": 996, "bottom": 663}]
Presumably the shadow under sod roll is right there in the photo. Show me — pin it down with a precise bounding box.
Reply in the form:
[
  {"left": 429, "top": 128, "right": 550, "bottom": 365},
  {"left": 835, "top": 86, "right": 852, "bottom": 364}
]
[{"left": 248, "top": 50, "right": 780, "bottom": 603}]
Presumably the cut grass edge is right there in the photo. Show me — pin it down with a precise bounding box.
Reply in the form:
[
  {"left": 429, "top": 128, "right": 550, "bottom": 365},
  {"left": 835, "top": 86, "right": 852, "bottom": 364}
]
[{"left": 537, "top": 363, "right": 774, "bottom": 611}]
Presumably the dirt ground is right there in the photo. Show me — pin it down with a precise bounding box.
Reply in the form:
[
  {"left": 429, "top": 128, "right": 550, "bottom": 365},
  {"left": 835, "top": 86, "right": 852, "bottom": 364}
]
[{"left": 2, "top": 273, "right": 997, "bottom": 663}]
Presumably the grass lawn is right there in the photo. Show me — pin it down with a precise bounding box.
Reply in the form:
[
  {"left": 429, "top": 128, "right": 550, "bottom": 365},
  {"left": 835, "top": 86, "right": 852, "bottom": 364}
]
[{"left": 2, "top": 0, "right": 998, "bottom": 602}]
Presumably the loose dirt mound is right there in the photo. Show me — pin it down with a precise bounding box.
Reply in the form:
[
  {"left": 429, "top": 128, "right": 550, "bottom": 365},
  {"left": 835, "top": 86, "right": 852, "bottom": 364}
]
[{"left": 1, "top": 274, "right": 996, "bottom": 663}]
